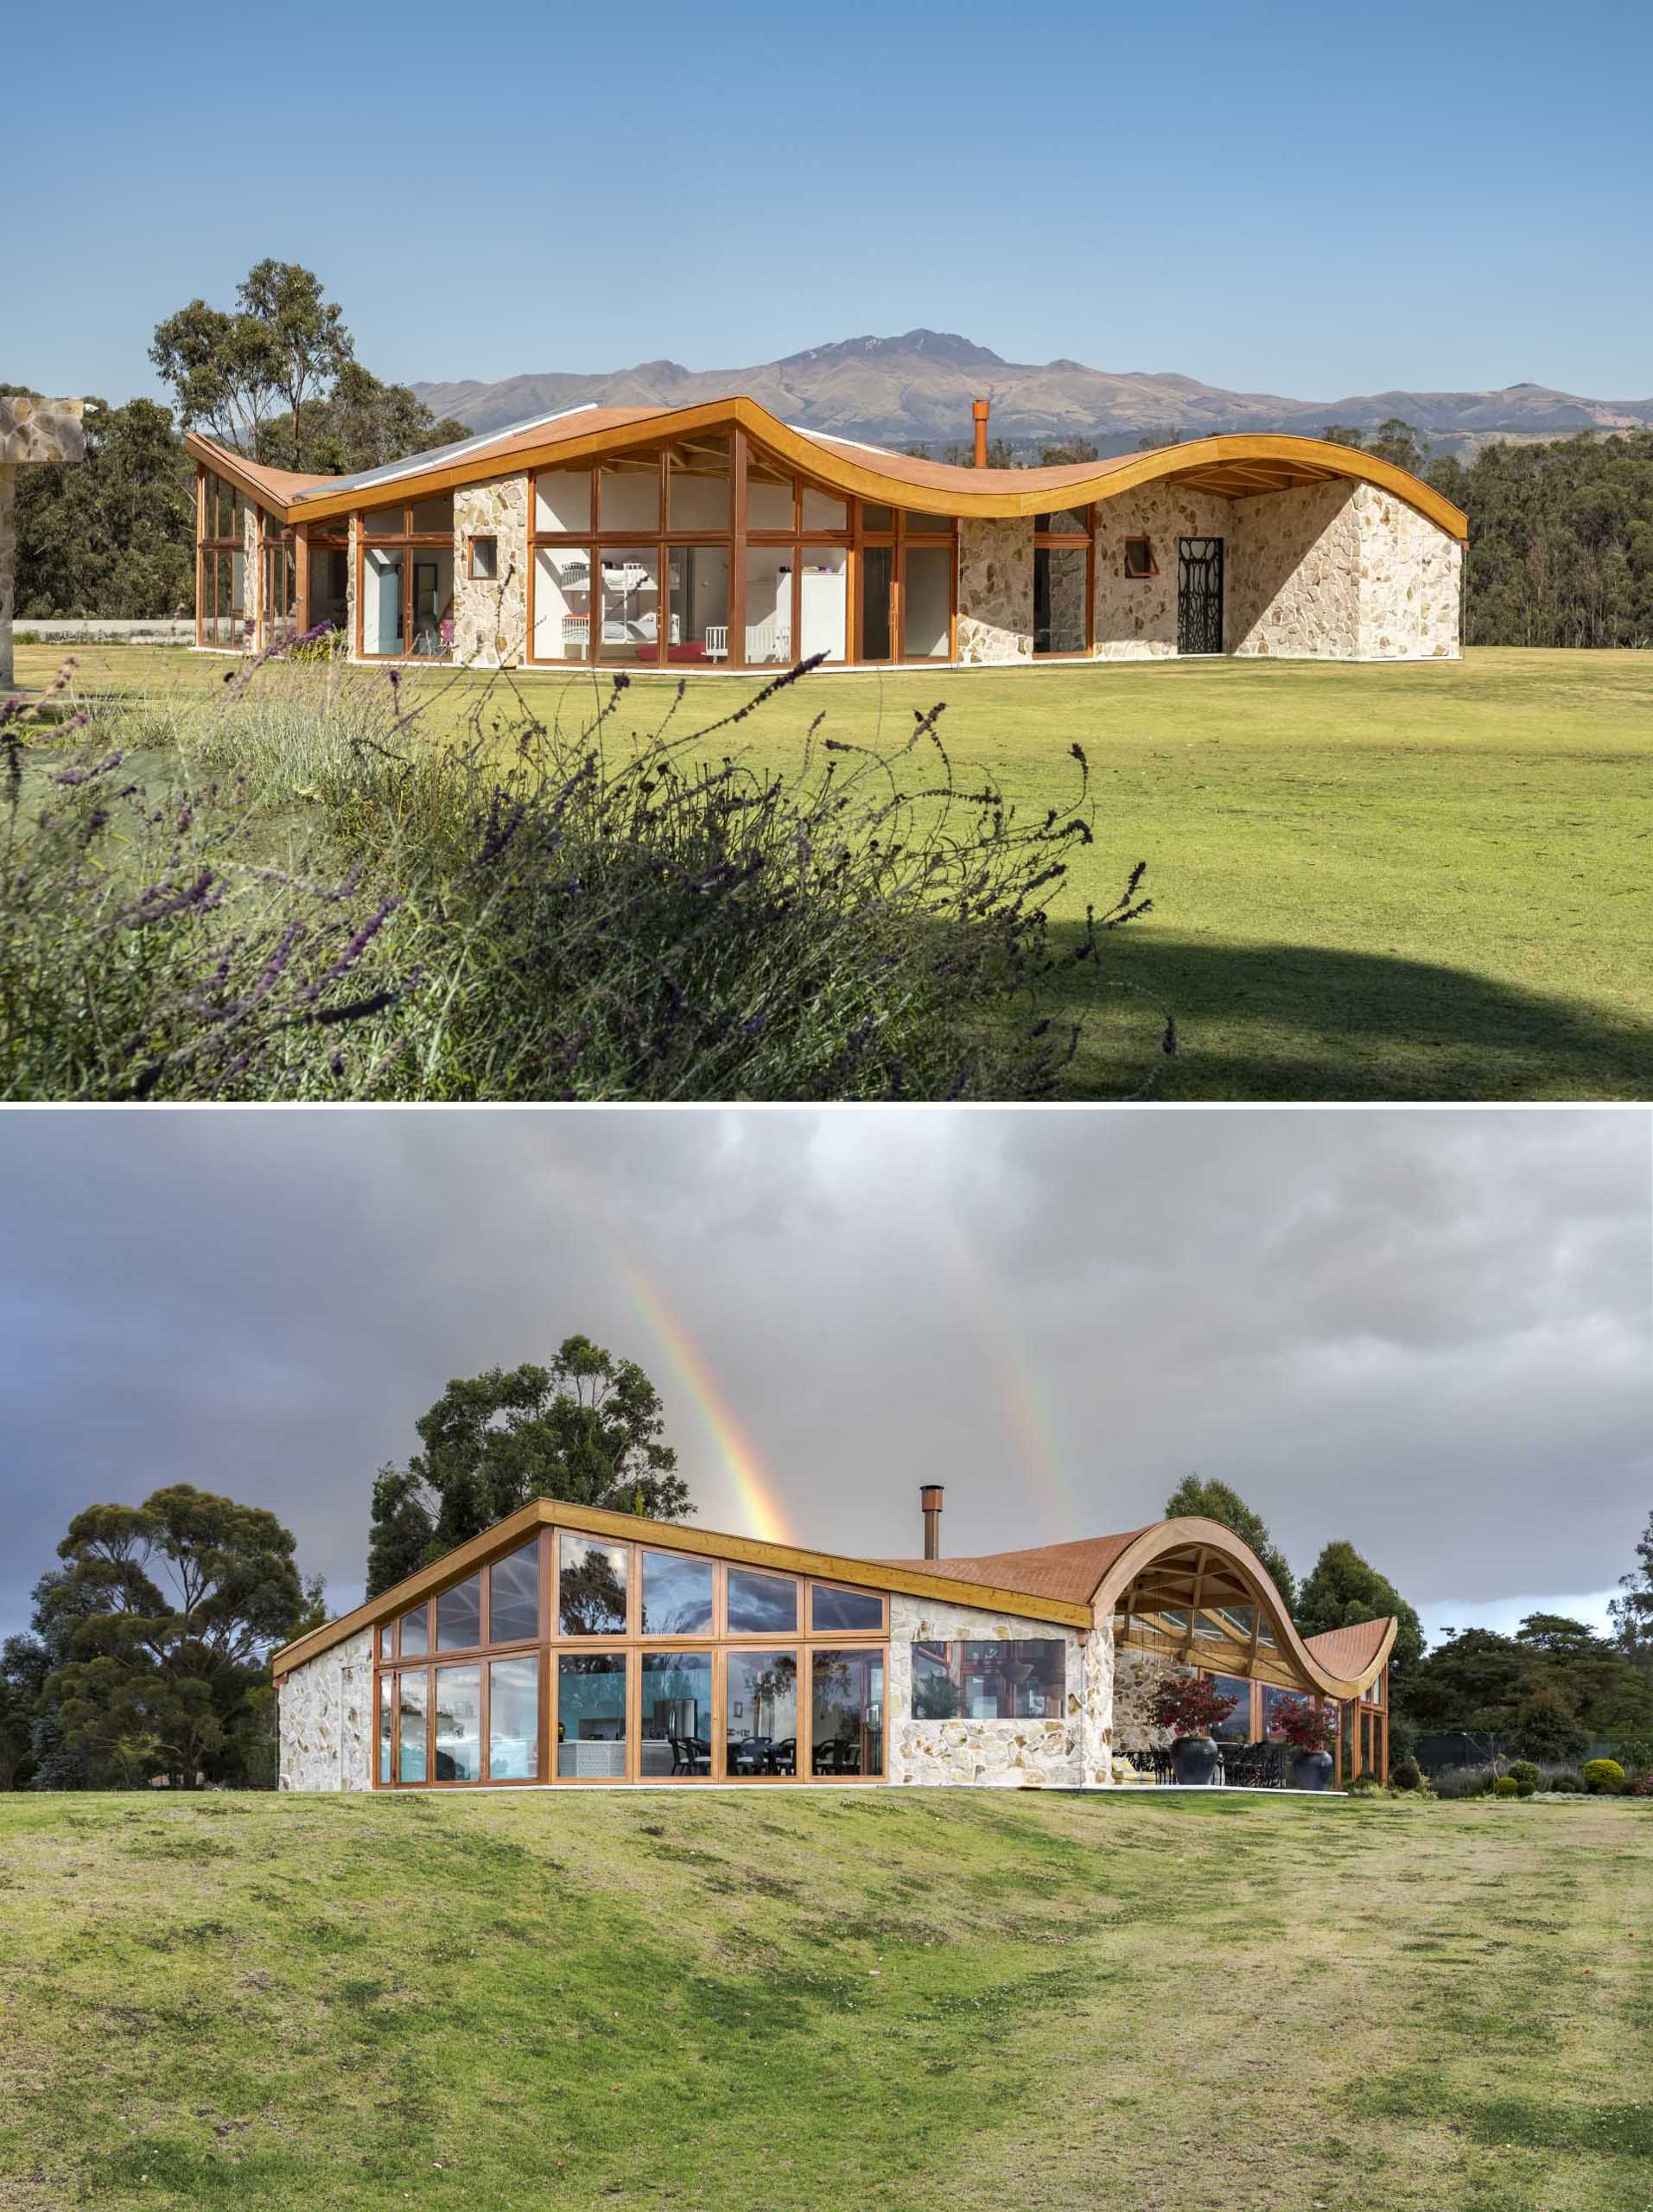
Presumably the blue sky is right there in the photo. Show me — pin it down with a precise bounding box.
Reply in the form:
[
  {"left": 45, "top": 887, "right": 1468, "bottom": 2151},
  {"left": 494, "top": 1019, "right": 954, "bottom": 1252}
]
[{"left": 12, "top": 0, "right": 1653, "bottom": 407}]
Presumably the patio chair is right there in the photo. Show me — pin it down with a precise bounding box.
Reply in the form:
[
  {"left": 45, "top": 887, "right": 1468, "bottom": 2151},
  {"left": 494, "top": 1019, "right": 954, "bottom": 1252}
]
[
  {"left": 703, "top": 625, "right": 728, "bottom": 662},
  {"left": 730, "top": 1736, "right": 771, "bottom": 1775},
  {"left": 767, "top": 1738, "right": 797, "bottom": 1776}
]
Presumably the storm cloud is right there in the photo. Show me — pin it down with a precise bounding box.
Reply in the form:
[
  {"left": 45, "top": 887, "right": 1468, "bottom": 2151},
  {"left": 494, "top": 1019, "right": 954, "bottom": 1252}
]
[{"left": 1, "top": 1107, "right": 1646, "bottom": 1644}]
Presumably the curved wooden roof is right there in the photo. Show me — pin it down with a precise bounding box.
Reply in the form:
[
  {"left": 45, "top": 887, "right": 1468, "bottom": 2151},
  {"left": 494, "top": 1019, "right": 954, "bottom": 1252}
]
[
  {"left": 188, "top": 397, "right": 1467, "bottom": 542},
  {"left": 272, "top": 1501, "right": 1392, "bottom": 1700}
]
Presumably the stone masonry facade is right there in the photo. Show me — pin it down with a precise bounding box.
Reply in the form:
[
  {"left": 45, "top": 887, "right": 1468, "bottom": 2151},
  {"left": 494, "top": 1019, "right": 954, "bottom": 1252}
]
[
  {"left": 887, "top": 1594, "right": 1114, "bottom": 1788},
  {"left": 453, "top": 474, "right": 530, "bottom": 668},
  {"left": 278, "top": 1627, "right": 374, "bottom": 1791},
  {"left": 956, "top": 518, "right": 1033, "bottom": 663},
  {"left": 1092, "top": 482, "right": 1232, "bottom": 657}
]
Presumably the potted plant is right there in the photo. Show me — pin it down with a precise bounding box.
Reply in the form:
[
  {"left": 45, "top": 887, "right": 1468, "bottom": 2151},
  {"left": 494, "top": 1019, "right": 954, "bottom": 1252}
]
[
  {"left": 1268, "top": 1695, "right": 1338, "bottom": 1790},
  {"left": 1148, "top": 1675, "right": 1237, "bottom": 1786}
]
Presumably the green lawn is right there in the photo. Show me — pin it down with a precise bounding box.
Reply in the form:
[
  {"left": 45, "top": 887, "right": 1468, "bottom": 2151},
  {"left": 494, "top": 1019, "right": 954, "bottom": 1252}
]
[
  {"left": 0, "top": 1790, "right": 1647, "bottom": 2211},
  {"left": 13, "top": 642, "right": 1653, "bottom": 1100}
]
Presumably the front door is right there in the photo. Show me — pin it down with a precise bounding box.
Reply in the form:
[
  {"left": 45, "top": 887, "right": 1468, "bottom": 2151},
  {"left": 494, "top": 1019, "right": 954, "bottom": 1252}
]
[{"left": 1177, "top": 537, "right": 1224, "bottom": 655}]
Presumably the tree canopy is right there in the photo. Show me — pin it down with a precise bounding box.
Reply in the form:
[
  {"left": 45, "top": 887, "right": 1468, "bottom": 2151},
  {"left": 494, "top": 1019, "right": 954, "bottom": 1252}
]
[
  {"left": 366, "top": 1337, "right": 693, "bottom": 1596},
  {"left": 2, "top": 391, "right": 194, "bottom": 620},
  {"left": 1294, "top": 1539, "right": 1424, "bottom": 1696},
  {"left": 1161, "top": 1474, "right": 1297, "bottom": 1612},
  {"left": 149, "top": 258, "right": 467, "bottom": 475},
  {"left": 1405, "top": 1611, "right": 1653, "bottom": 1760},
  {"left": 1610, "top": 1508, "right": 1653, "bottom": 1671},
  {"left": 20, "top": 1484, "right": 318, "bottom": 1788}
]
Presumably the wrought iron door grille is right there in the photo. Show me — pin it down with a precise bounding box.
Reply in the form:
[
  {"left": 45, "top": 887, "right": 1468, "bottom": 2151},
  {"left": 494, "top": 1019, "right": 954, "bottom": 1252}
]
[{"left": 1177, "top": 537, "right": 1224, "bottom": 655}]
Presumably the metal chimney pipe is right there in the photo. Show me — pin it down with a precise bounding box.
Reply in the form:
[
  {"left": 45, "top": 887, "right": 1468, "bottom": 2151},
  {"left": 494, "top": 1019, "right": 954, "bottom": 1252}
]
[
  {"left": 919, "top": 1484, "right": 944, "bottom": 1559},
  {"left": 972, "top": 397, "right": 990, "bottom": 468}
]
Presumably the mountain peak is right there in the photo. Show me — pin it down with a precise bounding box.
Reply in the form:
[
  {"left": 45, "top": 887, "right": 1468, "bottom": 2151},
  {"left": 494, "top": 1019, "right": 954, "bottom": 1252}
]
[{"left": 779, "top": 329, "right": 1008, "bottom": 372}]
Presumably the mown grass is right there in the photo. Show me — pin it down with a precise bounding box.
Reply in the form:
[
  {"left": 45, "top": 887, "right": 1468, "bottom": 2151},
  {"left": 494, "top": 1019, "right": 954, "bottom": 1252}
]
[
  {"left": 0, "top": 1790, "right": 1647, "bottom": 2211},
  {"left": 11, "top": 642, "right": 1653, "bottom": 1100}
]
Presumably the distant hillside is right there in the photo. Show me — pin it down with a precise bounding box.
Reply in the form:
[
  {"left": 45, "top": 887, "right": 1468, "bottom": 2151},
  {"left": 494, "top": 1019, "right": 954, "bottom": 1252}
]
[{"left": 411, "top": 328, "right": 1653, "bottom": 457}]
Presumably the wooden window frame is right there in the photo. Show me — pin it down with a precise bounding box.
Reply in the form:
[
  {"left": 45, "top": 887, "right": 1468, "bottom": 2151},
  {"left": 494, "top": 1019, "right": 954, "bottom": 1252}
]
[
  {"left": 370, "top": 1522, "right": 887, "bottom": 1789},
  {"left": 195, "top": 464, "right": 249, "bottom": 649},
  {"left": 354, "top": 499, "right": 455, "bottom": 664},
  {"left": 1122, "top": 534, "right": 1158, "bottom": 581},
  {"left": 466, "top": 533, "right": 499, "bottom": 582},
  {"left": 524, "top": 433, "right": 960, "bottom": 673}
]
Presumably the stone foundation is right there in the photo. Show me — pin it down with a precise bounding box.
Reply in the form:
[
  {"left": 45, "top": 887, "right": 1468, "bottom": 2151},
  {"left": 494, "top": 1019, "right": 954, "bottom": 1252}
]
[
  {"left": 453, "top": 474, "right": 530, "bottom": 668},
  {"left": 278, "top": 1628, "right": 373, "bottom": 1790}
]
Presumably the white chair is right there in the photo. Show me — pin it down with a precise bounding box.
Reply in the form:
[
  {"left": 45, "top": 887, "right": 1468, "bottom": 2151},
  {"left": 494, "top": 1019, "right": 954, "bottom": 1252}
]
[
  {"left": 562, "top": 615, "right": 589, "bottom": 652},
  {"left": 703, "top": 625, "right": 728, "bottom": 662}
]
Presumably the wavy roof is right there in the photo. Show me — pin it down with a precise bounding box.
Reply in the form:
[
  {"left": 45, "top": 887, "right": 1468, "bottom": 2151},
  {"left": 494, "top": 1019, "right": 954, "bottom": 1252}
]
[
  {"left": 273, "top": 1501, "right": 1392, "bottom": 1699},
  {"left": 188, "top": 397, "right": 1467, "bottom": 540}
]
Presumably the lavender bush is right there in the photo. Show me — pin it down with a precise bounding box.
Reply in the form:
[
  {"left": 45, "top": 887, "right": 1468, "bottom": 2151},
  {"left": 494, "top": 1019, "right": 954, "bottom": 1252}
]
[{"left": 2, "top": 654, "right": 1169, "bottom": 1102}]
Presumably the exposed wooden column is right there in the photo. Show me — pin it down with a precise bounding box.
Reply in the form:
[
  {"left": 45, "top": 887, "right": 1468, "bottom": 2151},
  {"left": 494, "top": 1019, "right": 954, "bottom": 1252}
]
[{"left": 729, "top": 428, "right": 747, "bottom": 671}]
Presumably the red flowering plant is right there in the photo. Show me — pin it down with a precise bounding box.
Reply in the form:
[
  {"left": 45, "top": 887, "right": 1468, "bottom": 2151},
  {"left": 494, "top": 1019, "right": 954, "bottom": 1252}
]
[
  {"left": 1149, "top": 1675, "right": 1237, "bottom": 1742},
  {"left": 1268, "top": 1694, "right": 1337, "bottom": 1754}
]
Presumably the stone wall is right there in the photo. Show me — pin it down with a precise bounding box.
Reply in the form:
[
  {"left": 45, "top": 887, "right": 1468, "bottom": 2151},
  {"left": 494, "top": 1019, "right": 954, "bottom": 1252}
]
[
  {"left": 1228, "top": 478, "right": 1361, "bottom": 657},
  {"left": 1092, "top": 482, "right": 1230, "bottom": 657},
  {"left": 957, "top": 518, "right": 1033, "bottom": 663},
  {"left": 278, "top": 1629, "right": 374, "bottom": 1791},
  {"left": 243, "top": 501, "right": 260, "bottom": 648},
  {"left": 1110, "top": 1645, "right": 1190, "bottom": 1751},
  {"left": 453, "top": 474, "right": 530, "bottom": 668},
  {"left": 888, "top": 1594, "right": 1109, "bottom": 1787},
  {"left": 1352, "top": 483, "right": 1462, "bottom": 658},
  {"left": 346, "top": 514, "right": 359, "bottom": 653}
]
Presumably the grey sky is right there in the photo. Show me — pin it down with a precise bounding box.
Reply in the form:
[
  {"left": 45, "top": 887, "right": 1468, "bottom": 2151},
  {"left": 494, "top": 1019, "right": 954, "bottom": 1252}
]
[{"left": 1, "top": 1108, "right": 1646, "bottom": 1648}]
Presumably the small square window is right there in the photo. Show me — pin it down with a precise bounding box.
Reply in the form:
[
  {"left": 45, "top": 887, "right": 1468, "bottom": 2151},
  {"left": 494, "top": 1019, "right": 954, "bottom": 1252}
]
[
  {"left": 468, "top": 535, "right": 499, "bottom": 582},
  {"left": 1122, "top": 537, "right": 1156, "bottom": 580}
]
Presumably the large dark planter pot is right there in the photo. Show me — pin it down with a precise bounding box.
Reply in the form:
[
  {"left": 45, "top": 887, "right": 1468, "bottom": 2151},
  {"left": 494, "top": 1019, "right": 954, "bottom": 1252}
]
[
  {"left": 1172, "top": 1733, "right": 1222, "bottom": 1786},
  {"left": 1291, "top": 1749, "right": 1335, "bottom": 1791}
]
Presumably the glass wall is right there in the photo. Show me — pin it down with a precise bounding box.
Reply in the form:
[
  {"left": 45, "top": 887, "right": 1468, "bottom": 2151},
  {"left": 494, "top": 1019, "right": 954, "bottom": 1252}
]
[
  {"left": 304, "top": 532, "right": 349, "bottom": 636},
  {"left": 811, "top": 1649, "right": 884, "bottom": 1776},
  {"left": 525, "top": 435, "right": 950, "bottom": 671},
  {"left": 372, "top": 1522, "right": 887, "bottom": 1788},
  {"left": 357, "top": 498, "right": 455, "bottom": 658},
  {"left": 490, "top": 1657, "right": 539, "bottom": 1779},
  {"left": 726, "top": 1649, "right": 798, "bottom": 1776},
  {"left": 640, "top": 1650, "right": 714, "bottom": 1777},
  {"left": 197, "top": 469, "right": 246, "bottom": 647},
  {"left": 558, "top": 1652, "right": 627, "bottom": 1777},
  {"left": 1204, "top": 1674, "right": 1253, "bottom": 1742}
]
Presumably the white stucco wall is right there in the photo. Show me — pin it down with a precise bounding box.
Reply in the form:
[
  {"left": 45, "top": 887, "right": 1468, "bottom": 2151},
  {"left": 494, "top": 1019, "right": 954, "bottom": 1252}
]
[
  {"left": 888, "top": 1595, "right": 1113, "bottom": 1788},
  {"left": 278, "top": 1628, "right": 374, "bottom": 1791}
]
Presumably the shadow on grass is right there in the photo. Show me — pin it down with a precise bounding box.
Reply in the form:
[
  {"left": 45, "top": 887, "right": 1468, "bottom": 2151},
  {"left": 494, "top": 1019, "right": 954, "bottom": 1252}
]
[{"left": 1048, "top": 924, "right": 1653, "bottom": 1103}]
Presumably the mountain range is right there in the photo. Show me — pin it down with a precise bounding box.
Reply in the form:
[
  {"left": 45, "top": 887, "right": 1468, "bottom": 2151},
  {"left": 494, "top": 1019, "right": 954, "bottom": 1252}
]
[{"left": 411, "top": 329, "right": 1653, "bottom": 460}]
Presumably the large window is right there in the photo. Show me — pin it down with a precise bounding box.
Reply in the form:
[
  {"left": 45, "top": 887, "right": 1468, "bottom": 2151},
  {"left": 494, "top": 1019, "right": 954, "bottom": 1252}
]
[
  {"left": 357, "top": 497, "right": 455, "bottom": 659},
  {"left": 811, "top": 1648, "right": 884, "bottom": 1777},
  {"left": 911, "top": 1639, "right": 1066, "bottom": 1720},
  {"left": 640, "top": 1650, "right": 714, "bottom": 1777},
  {"left": 373, "top": 1525, "right": 887, "bottom": 1789},
  {"left": 1202, "top": 1674, "right": 1253, "bottom": 1742},
  {"left": 260, "top": 517, "right": 297, "bottom": 650},
  {"left": 558, "top": 1652, "right": 626, "bottom": 1778},
  {"left": 303, "top": 528, "right": 349, "bottom": 637},
  {"left": 559, "top": 1534, "right": 628, "bottom": 1637},
  {"left": 726, "top": 1649, "right": 798, "bottom": 1777},
  {"left": 526, "top": 435, "right": 946, "bottom": 671}
]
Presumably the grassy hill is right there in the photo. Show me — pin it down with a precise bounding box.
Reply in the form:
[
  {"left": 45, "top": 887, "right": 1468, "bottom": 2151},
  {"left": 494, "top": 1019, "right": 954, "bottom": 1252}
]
[
  {"left": 0, "top": 1789, "right": 1648, "bottom": 2211},
  {"left": 12, "top": 643, "right": 1651, "bottom": 1103}
]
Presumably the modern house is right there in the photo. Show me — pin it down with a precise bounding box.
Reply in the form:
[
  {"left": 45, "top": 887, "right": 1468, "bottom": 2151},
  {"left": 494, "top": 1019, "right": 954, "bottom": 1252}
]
[
  {"left": 189, "top": 397, "right": 1466, "bottom": 673},
  {"left": 273, "top": 1489, "right": 1395, "bottom": 1793}
]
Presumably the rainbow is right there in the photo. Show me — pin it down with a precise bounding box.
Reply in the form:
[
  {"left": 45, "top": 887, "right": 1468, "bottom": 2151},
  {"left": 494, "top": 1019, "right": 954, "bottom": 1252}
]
[{"left": 620, "top": 1266, "right": 793, "bottom": 1545}]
